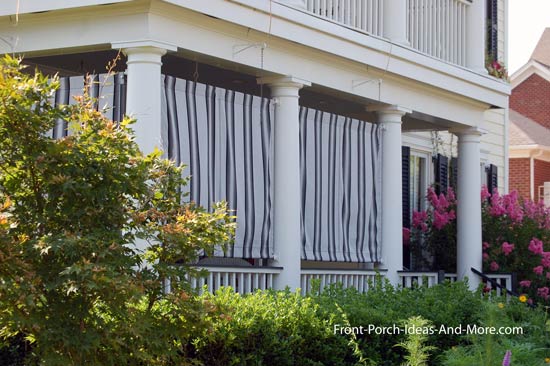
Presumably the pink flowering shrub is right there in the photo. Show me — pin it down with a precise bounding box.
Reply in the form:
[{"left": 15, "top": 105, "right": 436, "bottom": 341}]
[
  {"left": 482, "top": 185, "right": 550, "bottom": 304},
  {"left": 409, "top": 185, "right": 550, "bottom": 303},
  {"left": 409, "top": 186, "right": 457, "bottom": 272}
]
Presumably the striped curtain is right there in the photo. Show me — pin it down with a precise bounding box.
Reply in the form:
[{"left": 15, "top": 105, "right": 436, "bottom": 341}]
[
  {"left": 299, "top": 107, "right": 382, "bottom": 263},
  {"left": 50, "top": 73, "right": 127, "bottom": 138},
  {"left": 161, "top": 76, "right": 274, "bottom": 259}
]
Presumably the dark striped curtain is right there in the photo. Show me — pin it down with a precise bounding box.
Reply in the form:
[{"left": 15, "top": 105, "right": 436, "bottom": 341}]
[
  {"left": 50, "top": 73, "right": 127, "bottom": 138},
  {"left": 161, "top": 76, "right": 274, "bottom": 259},
  {"left": 299, "top": 107, "right": 382, "bottom": 263}
]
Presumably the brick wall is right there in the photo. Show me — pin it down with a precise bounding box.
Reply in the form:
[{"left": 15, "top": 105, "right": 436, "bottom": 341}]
[
  {"left": 510, "top": 74, "right": 550, "bottom": 129},
  {"left": 534, "top": 159, "right": 550, "bottom": 202},
  {"left": 509, "top": 158, "right": 531, "bottom": 200}
]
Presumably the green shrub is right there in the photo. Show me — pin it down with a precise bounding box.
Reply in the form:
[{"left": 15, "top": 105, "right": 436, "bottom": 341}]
[
  {"left": 189, "top": 288, "right": 356, "bottom": 366},
  {"left": 0, "top": 56, "right": 234, "bottom": 365},
  {"left": 313, "top": 279, "right": 484, "bottom": 366}
]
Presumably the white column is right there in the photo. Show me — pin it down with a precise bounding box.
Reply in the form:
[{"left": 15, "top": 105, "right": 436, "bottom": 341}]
[
  {"left": 112, "top": 40, "right": 177, "bottom": 154},
  {"left": 383, "top": 0, "right": 409, "bottom": 45},
  {"left": 370, "top": 105, "right": 410, "bottom": 285},
  {"left": 259, "top": 76, "right": 310, "bottom": 291},
  {"left": 455, "top": 128, "right": 483, "bottom": 290},
  {"left": 466, "top": 0, "right": 486, "bottom": 73}
]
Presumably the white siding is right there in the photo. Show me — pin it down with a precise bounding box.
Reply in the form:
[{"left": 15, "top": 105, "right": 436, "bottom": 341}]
[{"left": 497, "top": 0, "right": 506, "bottom": 63}]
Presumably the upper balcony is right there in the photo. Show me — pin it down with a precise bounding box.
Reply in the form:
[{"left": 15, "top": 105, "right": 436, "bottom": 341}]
[
  {"left": 0, "top": 0, "right": 509, "bottom": 119},
  {"left": 299, "top": 0, "right": 474, "bottom": 67}
]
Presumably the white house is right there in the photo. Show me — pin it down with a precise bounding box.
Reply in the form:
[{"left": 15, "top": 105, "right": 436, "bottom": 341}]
[{"left": 0, "top": 0, "right": 510, "bottom": 292}]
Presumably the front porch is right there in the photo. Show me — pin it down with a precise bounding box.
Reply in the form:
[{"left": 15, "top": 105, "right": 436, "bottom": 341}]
[{"left": 29, "top": 46, "right": 492, "bottom": 292}]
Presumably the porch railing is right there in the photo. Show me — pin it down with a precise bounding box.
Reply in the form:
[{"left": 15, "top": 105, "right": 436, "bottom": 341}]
[
  {"left": 399, "top": 271, "right": 440, "bottom": 287},
  {"left": 305, "top": 0, "right": 384, "bottom": 37},
  {"left": 484, "top": 273, "right": 514, "bottom": 297},
  {"left": 189, "top": 266, "right": 282, "bottom": 295},
  {"left": 407, "top": 0, "right": 470, "bottom": 66},
  {"left": 300, "top": 268, "right": 384, "bottom": 295}
]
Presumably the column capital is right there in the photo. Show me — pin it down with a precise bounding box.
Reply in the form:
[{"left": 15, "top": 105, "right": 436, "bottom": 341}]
[
  {"left": 451, "top": 126, "right": 487, "bottom": 139},
  {"left": 112, "top": 40, "right": 177, "bottom": 57},
  {"left": 257, "top": 75, "right": 311, "bottom": 89},
  {"left": 368, "top": 105, "right": 411, "bottom": 125}
]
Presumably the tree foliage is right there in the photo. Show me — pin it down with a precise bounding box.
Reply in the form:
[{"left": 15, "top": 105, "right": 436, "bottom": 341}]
[{"left": 0, "top": 56, "right": 235, "bottom": 365}]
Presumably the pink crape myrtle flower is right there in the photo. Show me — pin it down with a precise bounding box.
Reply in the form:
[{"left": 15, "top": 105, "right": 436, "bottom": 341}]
[
  {"left": 489, "top": 190, "right": 506, "bottom": 216},
  {"left": 501, "top": 242, "right": 514, "bottom": 256},
  {"left": 490, "top": 261, "right": 499, "bottom": 271},
  {"left": 542, "top": 252, "right": 550, "bottom": 269},
  {"left": 529, "top": 238, "right": 544, "bottom": 255},
  {"left": 533, "top": 266, "right": 544, "bottom": 276},
  {"left": 412, "top": 210, "right": 427, "bottom": 226},
  {"left": 483, "top": 252, "right": 490, "bottom": 261},
  {"left": 432, "top": 210, "right": 451, "bottom": 230},
  {"left": 427, "top": 187, "right": 439, "bottom": 208},
  {"left": 537, "top": 287, "right": 550, "bottom": 300},
  {"left": 519, "top": 280, "right": 531, "bottom": 288},
  {"left": 446, "top": 187, "right": 456, "bottom": 203},
  {"left": 481, "top": 185, "right": 491, "bottom": 200}
]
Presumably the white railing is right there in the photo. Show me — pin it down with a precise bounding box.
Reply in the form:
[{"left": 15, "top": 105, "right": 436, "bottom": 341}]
[
  {"left": 305, "top": 0, "right": 384, "bottom": 37},
  {"left": 190, "top": 266, "right": 282, "bottom": 295},
  {"left": 400, "top": 272, "right": 458, "bottom": 288},
  {"left": 444, "top": 273, "right": 458, "bottom": 282},
  {"left": 399, "top": 271, "right": 439, "bottom": 288},
  {"left": 407, "top": 0, "right": 470, "bottom": 66},
  {"left": 485, "top": 273, "right": 513, "bottom": 297},
  {"left": 300, "top": 269, "right": 384, "bottom": 295}
]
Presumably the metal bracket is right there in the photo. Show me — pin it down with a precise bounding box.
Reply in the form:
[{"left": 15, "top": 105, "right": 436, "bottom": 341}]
[
  {"left": 233, "top": 42, "right": 268, "bottom": 57},
  {"left": 352, "top": 78, "right": 382, "bottom": 89}
]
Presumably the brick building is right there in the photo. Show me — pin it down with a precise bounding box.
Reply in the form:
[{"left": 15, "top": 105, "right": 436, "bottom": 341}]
[{"left": 510, "top": 29, "right": 550, "bottom": 203}]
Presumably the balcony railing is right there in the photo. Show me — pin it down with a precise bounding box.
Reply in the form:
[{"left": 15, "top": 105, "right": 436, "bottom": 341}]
[
  {"left": 407, "top": 0, "right": 470, "bottom": 66},
  {"left": 305, "top": 0, "right": 384, "bottom": 37},
  {"left": 302, "top": 0, "right": 471, "bottom": 67}
]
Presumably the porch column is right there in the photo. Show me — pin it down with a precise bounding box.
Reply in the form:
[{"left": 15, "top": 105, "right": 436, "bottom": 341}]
[
  {"left": 466, "top": 0, "right": 486, "bottom": 73},
  {"left": 259, "top": 76, "right": 310, "bottom": 290},
  {"left": 383, "top": 0, "right": 409, "bottom": 45},
  {"left": 456, "top": 128, "right": 483, "bottom": 290},
  {"left": 371, "top": 105, "right": 410, "bottom": 285},
  {"left": 112, "top": 40, "right": 177, "bottom": 154}
]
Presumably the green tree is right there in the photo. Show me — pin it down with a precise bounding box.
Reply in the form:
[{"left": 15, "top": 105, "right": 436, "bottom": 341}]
[{"left": 0, "top": 56, "right": 235, "bottom": 365}]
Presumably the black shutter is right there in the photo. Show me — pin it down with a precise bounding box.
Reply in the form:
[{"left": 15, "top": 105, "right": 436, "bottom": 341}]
[
  {"left": 113, "top": 72, "right": 126, "bottom": 123},
  {"left": 402, "top": 146, "right": 411, "bottom": 228},
  {"left": 434, "top": 154, "right": 448, "bottom": 195},
  {"left": 449, "top": 157, "right": 458, "bottom": 191},
  {"left": 487, "top": 164, "right": 498, "bottom": 194},
  {"left": 486, "top": 0, "right": 499, "bottom": 60}
]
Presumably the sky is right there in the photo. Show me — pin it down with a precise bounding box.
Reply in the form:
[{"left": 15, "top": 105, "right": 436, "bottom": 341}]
[{"left": 509, "top": 0, "right": 550, "bottom": 74}]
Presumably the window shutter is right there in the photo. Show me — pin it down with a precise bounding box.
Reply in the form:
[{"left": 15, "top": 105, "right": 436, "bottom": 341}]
[
  {"left": 434, "top": 154, "right": 448, "bottom": 195},
  {"left": 402, "top": 146, "right": 411, "bottom": 228},
  {"left": 449, "top": 157, "right": 458, "bottom": 191},
  {"left": 487, "top": 164, "right": 498, "bottom": 194},
  {"left": 486, "top": 0, "right": 499, "bottom": 60},
  {"left": 113, "top": 72, "right": 126, "bottom": 123}
]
